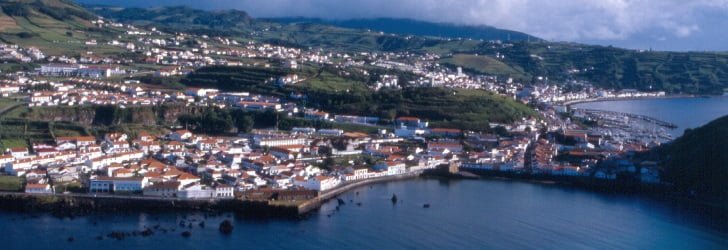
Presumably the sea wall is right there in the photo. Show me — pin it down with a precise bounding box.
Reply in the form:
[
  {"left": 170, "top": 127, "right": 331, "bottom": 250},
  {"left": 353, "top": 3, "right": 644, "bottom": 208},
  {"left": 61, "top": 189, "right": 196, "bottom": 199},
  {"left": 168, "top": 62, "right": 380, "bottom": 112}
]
[
  {"left": 0, "top": 193, "right": 300, "bottom": 219},
  {"left": 297, "top": 172, "right": 421, "bottom": 214}
]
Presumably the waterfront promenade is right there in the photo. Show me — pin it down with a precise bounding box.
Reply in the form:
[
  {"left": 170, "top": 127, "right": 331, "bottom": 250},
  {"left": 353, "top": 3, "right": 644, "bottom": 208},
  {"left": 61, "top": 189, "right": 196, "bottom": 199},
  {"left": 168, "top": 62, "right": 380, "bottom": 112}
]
[
  {"left": 0, "top": 171, "right": 427, "bottom": 216},
  {"left": 297, "top": 171, "right": 422, "bottom": 214}
]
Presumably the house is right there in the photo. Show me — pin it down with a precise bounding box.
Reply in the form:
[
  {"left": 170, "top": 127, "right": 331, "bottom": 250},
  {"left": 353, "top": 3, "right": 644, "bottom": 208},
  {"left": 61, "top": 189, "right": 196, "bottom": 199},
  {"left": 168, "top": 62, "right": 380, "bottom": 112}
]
[
  {"left": 428, "top": 141, "right": 463, "bottom": 154},
  {"left": 56, "top": 136, "right": 96, "bottom": 147},
  {"left": 384, "top": 161, "right": 407, "bottom": 176},
  {"left": 143, "top": 181, "right": 181, "bottom": 198},
  {"left": 7, "top": 147, "right": 29, "bottom": 158},
  {"left": 305, "top": 110, "right": 329, "bottom": 121},
  {"left": 170, "top": 130, "right": 193, "bottom": 141},
  {"left": 429, "top": 128, "right": 463, "bottom": 137},
  {"left": 25, "top": 183, "right": 52, "bottom": 194},
  {"left": 345, "top": 166, "right": 370, "bottom": 181},
  {"left": 318, "top": 129, "right": 344, "bottom": 137},
  {"left": 299, "top": 175, "right": 339, "bottom": 192},
  {"left": 38, "top": 64, "right": 82, "bottom": 76},
  {"left": 214, "top": 184, "right": 235, "bottom": 199},
  {"left": 276, "top": 74, "right": 299, "bottom": 85},
  {"left": 5, "top": 158, "right": 33, "bottom": 176},
  {"left": 396, "top": 117, "right": 428, "bottom": 129},
  {"left": 185, "top": 88, "right": 219, "bottom": 97},
  {"left": 105, "top": 132, "right": 128, "bottom": 143},
  {"left": 89, "top": 176, "right": 148, "bottom": 193},
  {"left": 177, "top": 183, "right": 214, "bottom": 199}
]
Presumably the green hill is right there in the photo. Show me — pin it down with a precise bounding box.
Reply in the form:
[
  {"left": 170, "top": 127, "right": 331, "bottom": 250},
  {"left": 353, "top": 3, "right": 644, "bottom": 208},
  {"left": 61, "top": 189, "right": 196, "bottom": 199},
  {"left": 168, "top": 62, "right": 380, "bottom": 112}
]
[
  {"left": 0, "top": 0, "right": 126, "bottom": 56},
  {"left": 182, "top": 66, "right": 537, "bottom": 130},
  {"left": 5, "top": 2, "right": 728, "bottom": 94},
  {"left": 265, "top": 17, "right": 539, "bottom": 42},
  {"left": 659, "top": 115, "right": 728, "bottom": 203},
  {"left": 87, "top": 5, "right": 728, "bottom": 94},
  {"left": 466, "top": 42, "right": 728, "bottom": 94}
]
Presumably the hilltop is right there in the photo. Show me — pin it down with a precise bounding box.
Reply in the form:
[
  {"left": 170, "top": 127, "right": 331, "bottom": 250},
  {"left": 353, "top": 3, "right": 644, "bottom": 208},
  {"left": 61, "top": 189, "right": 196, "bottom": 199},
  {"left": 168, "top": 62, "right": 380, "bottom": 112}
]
[
  {"left": 85, "top": 5, "right": 728, "bottom": 95},
  {"left": 3, "top": 2, "right": 728, "bottom": 94},
  {"left": 653, "top": 115, "right": 728, "bottom": 204},
  {"left": 265, "top": 17, "right": 539, "bottom": 42},
  {"left": 0, "top": 0, "right": 128, "bottom": 56}
]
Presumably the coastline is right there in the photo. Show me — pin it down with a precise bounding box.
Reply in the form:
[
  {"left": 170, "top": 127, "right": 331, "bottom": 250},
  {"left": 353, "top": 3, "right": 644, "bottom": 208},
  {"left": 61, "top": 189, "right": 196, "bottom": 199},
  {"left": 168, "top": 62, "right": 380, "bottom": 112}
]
[
  {"left": 0, "top": 192, "right": 300, "bottom": 219},
  {"left": 0, "top": 170, "right": 724, "bottom": 219},
  {"left": 423, "top": 169, "right": 728, "bottom": 212},
  {"left": 562, "top": 94, "right": 698, "bottom": 106},
  {"left": 297, "top": 172, "right": 421, "bottom": 215},
  {"left": 0, "top": 173, "right": 424, "bottom": 219}
]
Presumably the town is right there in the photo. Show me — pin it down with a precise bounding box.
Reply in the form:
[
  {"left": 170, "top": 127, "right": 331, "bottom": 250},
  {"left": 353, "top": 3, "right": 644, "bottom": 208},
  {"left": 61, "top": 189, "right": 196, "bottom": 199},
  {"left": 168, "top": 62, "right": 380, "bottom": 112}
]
[{"left": 0, "top": 16, "right": 670, "bottom": 206}]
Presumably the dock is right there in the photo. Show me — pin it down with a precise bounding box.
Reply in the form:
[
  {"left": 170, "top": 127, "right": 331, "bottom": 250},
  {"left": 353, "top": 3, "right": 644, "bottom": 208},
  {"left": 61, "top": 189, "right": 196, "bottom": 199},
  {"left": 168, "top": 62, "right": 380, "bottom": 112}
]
[
  {"left": 574, "top": 108, "right": 678, "bottom": 129},
  {"left": 296, "top": 172, "right": 422, "bottom": 214}
]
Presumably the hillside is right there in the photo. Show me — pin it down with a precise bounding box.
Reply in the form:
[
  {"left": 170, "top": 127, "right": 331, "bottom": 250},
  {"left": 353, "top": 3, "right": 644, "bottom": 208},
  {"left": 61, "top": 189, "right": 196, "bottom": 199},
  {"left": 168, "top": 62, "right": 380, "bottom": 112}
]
[
  {"left": 2, "top": 2, "right": 727, "bottom": 94},
  {"left": 88, "top": 5, "right": 251, "bottom": 36},
  {"left": 657, "top": 115, "right": 728, "bottom": 203},
  {"left": 0, "top": 0, "right": 125, "bottom": 56},
  {"left": 86, "top": 5, "right": 728, "bottom": 94},
  {"left": 182, "top": 66, "right": 537, "bottom": 130},
  {"left": 266, "top": 17, "right": 539, "bottom": 42},
  {"left": 466, "top": 42, "right": 728, "bottom": 94}
]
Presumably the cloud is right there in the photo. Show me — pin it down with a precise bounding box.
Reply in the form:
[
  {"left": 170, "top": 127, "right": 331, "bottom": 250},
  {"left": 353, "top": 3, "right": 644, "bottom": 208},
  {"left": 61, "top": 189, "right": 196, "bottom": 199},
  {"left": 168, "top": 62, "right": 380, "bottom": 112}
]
[
  {"left": 177, "top": 0, "right": 726, "bottom": 42},
  {"left": 80, "top": 0, "right": 728, "bottom": 50}
]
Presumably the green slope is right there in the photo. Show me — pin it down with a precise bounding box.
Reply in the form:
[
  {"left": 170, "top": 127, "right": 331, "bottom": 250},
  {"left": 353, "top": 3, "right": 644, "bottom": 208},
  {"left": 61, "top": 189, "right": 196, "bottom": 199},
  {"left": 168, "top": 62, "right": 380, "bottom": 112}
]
[
  {"left": 659, "top": 115, "right": 728, "bottom": 203},
  {"left": 88, "top": 5, "right": 728, "bottom": 94},
  {"left": 0, "top": 0, "right": 126, "bottom": 56},
  {"left": 182, "top": 66, "right": 537, "bottom": 130}
]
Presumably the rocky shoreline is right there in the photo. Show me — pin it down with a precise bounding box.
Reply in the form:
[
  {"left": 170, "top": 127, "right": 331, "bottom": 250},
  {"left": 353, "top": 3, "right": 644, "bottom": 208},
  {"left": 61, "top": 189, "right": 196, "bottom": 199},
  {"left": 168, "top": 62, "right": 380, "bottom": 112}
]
[
  {"left": 422, "top": 169, "right": 728, "bottom": 213},
  {"left": 0, "top": 193, "right": 300, "bottom": 219},
  {"left": 1, "top": 169, "right": 724, "bottom": 220}
]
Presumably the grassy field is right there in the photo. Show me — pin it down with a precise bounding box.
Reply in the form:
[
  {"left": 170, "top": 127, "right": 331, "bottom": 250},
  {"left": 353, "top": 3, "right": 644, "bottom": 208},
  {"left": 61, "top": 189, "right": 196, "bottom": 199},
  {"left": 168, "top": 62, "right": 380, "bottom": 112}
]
[
  {"left": 0, "top": 138, "right": 28, "bottom": 149},
  {"left": 0, "top": 176, "right": 23, "bottom": 191},
  {"left": 0, "top": 98, "right": 20, "bottom": 110},
  {"left": 2, "top": 105, "right": 29, "bottom": 119},
  {"left": 299, "top": 71, "right": 369, "bottom": 93},
  {"left": 440, "top": 54, "right": 530, "bottom": 80}
]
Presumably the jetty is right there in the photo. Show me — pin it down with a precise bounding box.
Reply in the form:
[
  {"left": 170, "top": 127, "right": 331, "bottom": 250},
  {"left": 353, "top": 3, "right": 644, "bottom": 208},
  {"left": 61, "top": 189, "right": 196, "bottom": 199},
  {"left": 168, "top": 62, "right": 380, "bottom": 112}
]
[
  {"left": 296, "top": 171, "right": 422, "bottom": 214},
  {"left": 574, "top": 108, "right": 678, "bottom": 129}
]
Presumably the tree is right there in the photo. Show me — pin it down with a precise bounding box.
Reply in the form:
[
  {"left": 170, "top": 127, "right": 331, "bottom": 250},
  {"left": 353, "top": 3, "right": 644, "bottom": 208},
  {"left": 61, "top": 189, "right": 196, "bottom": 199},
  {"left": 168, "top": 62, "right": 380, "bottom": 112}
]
[{"left": 235, "top": 115, "right": 254, "bottom": 133}]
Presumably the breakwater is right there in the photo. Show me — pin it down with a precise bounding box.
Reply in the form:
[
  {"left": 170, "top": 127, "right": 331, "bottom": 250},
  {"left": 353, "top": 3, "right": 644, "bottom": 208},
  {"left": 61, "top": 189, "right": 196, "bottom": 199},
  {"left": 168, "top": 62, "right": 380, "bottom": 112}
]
[
  {"left": 574, "top": 108, "right": 678, "bottom": 128},
  {"left": 297, "top": 172, "right": 421, "bottom": 214}
]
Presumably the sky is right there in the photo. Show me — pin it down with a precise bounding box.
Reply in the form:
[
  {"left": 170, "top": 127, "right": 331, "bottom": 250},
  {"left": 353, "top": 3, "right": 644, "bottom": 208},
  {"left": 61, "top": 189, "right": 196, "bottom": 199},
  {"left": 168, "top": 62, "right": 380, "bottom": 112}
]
[{"left": 78, "top": 0, "right": 728, "bottom": 51}]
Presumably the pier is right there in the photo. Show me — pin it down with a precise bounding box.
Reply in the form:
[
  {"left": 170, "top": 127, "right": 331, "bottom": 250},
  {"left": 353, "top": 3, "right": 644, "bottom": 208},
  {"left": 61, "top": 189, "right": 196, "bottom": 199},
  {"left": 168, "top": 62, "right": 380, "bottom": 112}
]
[
  {"left": 574, "top": 108, "right": 678, "bottom": 129},
  {"left": 297, "top": 172, "right": 422, "bottom": 214}
]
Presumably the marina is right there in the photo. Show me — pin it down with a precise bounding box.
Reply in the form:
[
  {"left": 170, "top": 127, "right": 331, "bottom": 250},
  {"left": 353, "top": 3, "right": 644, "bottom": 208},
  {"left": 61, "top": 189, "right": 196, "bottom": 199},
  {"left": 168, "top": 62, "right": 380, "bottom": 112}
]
[{"left": 571, "top": 107, "right": 676, "bottom": 144}]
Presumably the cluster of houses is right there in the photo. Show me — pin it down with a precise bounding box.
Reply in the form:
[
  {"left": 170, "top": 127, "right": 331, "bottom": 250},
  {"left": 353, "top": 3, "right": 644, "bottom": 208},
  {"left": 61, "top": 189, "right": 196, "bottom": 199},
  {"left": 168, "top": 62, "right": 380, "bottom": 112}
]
[
  {"left": 3, "top": 124, "right": 461, "bottom": 199},
  {"left": 0, "top": 15, "right": 672, "bottom": 201},
  {"left": 0, "top": 43, "right": 45, "bottom": 63}
]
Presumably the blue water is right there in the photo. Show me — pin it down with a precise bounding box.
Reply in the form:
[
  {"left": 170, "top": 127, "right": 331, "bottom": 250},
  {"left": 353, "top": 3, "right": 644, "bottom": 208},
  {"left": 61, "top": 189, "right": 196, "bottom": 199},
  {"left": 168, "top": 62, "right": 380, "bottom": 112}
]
[
  {"left": 574, "top": 96, "right": 728, "bottom": 137},
  {"left": 2, "top": 179, "right": 727, "bottom": 249},
  {"left": 4, "top": 97, "right": 728, "bottom": 249}
]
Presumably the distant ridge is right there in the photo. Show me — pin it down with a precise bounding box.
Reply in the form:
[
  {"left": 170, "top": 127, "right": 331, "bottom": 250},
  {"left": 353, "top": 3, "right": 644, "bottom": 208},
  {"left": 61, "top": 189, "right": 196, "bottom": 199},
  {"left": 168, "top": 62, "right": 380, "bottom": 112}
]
[{"left": 266, "top": 17, "right": 539, "bottom": 42}]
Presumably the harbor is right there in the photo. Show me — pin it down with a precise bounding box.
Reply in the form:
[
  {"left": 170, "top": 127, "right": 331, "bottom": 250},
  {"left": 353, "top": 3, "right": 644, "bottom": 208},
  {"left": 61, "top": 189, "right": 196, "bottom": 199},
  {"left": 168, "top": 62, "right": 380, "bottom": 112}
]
[{"left": 571, "top": 107, "right": 677, "bottom": 144}]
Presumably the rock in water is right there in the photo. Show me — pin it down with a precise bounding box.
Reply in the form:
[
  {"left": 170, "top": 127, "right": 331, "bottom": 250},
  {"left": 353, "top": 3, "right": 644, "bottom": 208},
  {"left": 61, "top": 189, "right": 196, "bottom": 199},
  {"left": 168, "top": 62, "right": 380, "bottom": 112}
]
[
  {"left": 181, "top": 231, "right": 192, "bottom": 238},
  {"left": 67, "top": 237, "right": 74, "bottom": 242},
  {"left": 219, "top": 220, "right": 234, "bottom": 235},
  {"left": 423, "top": 204, "right": 430, "bottom": 208},
  {"left": 391, "top": 194, "right": 398, "bottom": 204},
  {"left": 140, "top": 228, "right": 153, "bottom": 237},
  {"left": 337, "top": 198, "right": 346, "bottom": 205}
]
